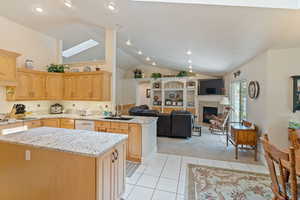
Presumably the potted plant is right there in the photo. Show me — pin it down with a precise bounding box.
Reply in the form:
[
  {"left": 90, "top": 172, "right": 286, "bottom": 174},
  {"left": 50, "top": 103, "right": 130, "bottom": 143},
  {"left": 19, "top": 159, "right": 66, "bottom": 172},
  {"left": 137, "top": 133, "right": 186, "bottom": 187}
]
[
  {"left": 151, "top": 73, "right": 162, "bottom": 79},
  {"left": 177, "top": 71, "right": 188, "bottom": 77},
  {"left": 47, "top": 64, "right": 69, "bottom": 73},
  {"left": 133, "top": 69, "right": 143, "bottom": 78}
]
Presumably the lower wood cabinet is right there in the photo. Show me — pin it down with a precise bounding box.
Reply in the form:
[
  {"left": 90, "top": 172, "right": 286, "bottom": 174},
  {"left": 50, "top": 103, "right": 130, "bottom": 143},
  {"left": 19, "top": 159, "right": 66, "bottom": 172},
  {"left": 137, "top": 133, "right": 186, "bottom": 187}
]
[
  {"left": 24, "top": 120, "right": 42, "bottom": 129},
  {"left": 41, "top": 118, "right": 60, "bottom": 128},
  {"left": 60, "top": 118, "right": 75, "bottom": 129},
  {"left": 95, "top": 121, "right": 142, "bottom": 162},
  {"left": 96, "top": 142, "right": 126, "bottom": 200},
  {"left": 0, "top": 141, "right": 126, "bottom": 200}
]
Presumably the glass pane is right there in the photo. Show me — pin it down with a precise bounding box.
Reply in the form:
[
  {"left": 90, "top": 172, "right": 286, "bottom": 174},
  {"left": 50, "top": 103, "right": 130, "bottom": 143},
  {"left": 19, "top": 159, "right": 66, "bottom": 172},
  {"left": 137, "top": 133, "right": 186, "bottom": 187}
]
[{"left": 240, "top": 80, "right": 247, "bottom": 121}]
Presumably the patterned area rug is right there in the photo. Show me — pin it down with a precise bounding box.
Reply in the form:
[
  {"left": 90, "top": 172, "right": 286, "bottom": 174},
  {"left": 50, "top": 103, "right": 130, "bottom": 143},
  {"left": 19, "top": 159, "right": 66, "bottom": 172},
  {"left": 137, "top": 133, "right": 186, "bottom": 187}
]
[
  {"left": 126, "top": 161, "right": 140, "bottom": 177},
  {"left": 187, "top": 164, "right": 273, "bottom": 200}
]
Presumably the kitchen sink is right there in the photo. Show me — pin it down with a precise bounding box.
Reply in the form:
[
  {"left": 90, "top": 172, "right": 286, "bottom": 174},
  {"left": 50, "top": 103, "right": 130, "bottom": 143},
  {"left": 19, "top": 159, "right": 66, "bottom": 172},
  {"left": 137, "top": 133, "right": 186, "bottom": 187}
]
[{"left": 104, "top": 117, "right": 133, "bottom": 121}]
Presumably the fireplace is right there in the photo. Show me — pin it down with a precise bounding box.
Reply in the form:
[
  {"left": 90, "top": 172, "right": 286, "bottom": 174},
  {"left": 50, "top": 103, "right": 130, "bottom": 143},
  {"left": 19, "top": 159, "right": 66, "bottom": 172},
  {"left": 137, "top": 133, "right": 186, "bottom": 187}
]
[{"left": 203, "top": 106, "right": 218, "bottom": 123}]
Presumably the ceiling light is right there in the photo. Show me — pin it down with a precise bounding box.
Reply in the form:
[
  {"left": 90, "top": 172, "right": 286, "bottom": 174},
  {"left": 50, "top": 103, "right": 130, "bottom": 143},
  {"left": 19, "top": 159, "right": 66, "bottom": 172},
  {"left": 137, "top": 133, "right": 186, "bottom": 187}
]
[
  {"left": 189, "top": 69, "right": 193, "bottom": 73},
  {"left": 126, "top": 40, "right": 132, "bottom": 46},
  {"left": 186, "top": 50, "right": 192, "bottom": 55},
  {"left": 188, "top": 65, "right": 192, "bottom": 69},
  {"left": 188, "top": 60, "right": 192, "bottom": 64},
  {"left": 35, "top": 7, "right": 44, "bottom": 13},
  {"left": 105, "top": 1, "right": 119, "bottom": 13},
  {"left": 138, "top": 51, "right": 143, "bottom": 55},
  {"left": 146, "top": 57, "right": 151, "bottom": 61},
  {"left": 64, "top": 0, "right": 72, "bottom": 8},
  {"left": 152, "top": 62, "right": 157, "bottom": 66},
  {"left": 63, "top": 39, "right": 99, "bottom": 58}
]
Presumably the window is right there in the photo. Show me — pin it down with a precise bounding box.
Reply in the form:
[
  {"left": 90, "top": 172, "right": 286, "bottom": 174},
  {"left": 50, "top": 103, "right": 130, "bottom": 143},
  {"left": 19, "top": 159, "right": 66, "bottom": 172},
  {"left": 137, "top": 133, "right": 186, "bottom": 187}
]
[
  {"left": 63, "top": 39, "right": 99, "bottom": 58},
  {"left": 230, "top": 80, "right": 247, "bottom": 122}
]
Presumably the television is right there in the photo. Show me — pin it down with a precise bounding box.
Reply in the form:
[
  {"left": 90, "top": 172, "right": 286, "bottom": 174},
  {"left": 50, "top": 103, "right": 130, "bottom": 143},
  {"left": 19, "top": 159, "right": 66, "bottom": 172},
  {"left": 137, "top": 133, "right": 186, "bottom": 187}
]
[{"left": 198, "top": 79, "right": 225, "bottom": 95}]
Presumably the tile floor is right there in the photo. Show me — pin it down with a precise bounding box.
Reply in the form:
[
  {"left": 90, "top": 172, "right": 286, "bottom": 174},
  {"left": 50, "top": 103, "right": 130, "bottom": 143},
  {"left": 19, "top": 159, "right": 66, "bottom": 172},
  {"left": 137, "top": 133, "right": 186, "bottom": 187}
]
[{"left": 122, "top": 153, "right": 269, "bottom": 200}]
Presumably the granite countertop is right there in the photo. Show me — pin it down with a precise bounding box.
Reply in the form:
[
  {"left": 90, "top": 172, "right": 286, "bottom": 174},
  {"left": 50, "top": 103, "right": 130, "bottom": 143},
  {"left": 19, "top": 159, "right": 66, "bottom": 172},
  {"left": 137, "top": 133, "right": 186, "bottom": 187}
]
[
  {"left": 0, "top": 114, "right": 158, "bottom": 126},
  {"left": 0, "top": 127, "right": 128, "bottom": 157}
]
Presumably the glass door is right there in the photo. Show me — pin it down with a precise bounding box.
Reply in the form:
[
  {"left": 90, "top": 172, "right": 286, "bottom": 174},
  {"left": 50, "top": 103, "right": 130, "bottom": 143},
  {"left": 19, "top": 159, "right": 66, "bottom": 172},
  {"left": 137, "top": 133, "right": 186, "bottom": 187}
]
[{"left": 230, "top": 80, "right": 247, "bottom": 122}]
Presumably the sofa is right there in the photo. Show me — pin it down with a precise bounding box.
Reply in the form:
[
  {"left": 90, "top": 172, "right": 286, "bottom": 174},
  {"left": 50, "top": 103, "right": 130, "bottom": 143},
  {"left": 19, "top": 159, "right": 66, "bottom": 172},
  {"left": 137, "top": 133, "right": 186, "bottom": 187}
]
[{"left": 129, "top": 105, "right": 193, "bottom": 138}]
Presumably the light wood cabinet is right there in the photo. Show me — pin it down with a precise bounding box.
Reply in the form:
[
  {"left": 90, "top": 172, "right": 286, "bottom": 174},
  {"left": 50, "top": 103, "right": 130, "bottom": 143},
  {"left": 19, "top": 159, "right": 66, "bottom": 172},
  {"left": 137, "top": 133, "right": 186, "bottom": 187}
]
[
  {"left": 42, "top": 118, "right": 60, "bottom": 128},
  {"left": 128, "top": 124, "right": 142, "bottom": 162},
  {"left": 60, "top": 118, "right": 75, "bottom": 129},
  {"left": 96, "top": 142, "right": 126, "bottom": 200},
  {"left": 95, "top": 121, "right": 142, "bottom": 162},
  {"left": 0, "top": 49, "right": 20, "bottom": 86},
  {"left": 24, "top": 120, "right": 42, "bottom": 129},
  {"left": 63, "top": 75, "right": 77, "bottom": 100},
  {"left": 46, "top": 74, "right": 63, "bottom": 100},
  {"left": 6, "top": 69, "right": 111, "bottom": 101}
]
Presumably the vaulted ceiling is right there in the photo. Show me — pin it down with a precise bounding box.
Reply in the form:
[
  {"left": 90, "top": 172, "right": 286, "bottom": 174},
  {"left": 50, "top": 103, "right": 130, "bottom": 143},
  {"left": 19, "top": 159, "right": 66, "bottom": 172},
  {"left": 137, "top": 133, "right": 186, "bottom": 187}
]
[{"left": 1, "top": 0, "right": 300, "bottom": 75}]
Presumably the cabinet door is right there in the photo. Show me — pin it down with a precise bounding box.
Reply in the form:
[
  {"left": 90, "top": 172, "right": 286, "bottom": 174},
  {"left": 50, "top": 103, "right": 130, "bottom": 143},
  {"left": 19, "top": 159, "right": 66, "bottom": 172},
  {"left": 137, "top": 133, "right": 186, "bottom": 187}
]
[
  {"left": 0, "top": 50, "right": 18, "bottom": 82},
  {"left": 60, "top": 119, "right": 75, "bottom": 129},
  {"left": 42, "top": 119, "right": 60, "bottom": 128},
  {"left": 24, "top": 120, "right": 42, "bottom": 129},
  {"left": 101, "top": 73, "right": 111, "bottom": 101},
  {"left": 97, "top": 149, "right": 114, "bottom": 200},
  {"left": 77, "top": 75, "right": 93, "bottom": 100},
  {"left": 15, "top": 72, "right": 32, "bottom": 99},
  {"left": 46, "top": 74, "right": 63, "bottom": 100},
  {"left": 63, "top": 76, "right": 77, "bottom": 100},
  {"left": 114, "top": 143, "right": 126, "bottom": 199},
  {"left": 31, "top": 73, "right": 46, "bottom": 99},
  {"left": 128, "top": 124, "right": 142, "bottom": 162},
  {"left": 91, "top": 74, "right": 102, "bottom": 100}
]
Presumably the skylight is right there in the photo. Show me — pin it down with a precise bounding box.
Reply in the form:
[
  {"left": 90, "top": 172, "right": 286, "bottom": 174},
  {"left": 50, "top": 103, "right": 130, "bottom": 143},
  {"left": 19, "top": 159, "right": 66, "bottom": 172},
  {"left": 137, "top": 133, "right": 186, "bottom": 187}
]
[
  {"left": 63, "top": 39, "right": 99, "bottom": 58},
  {"left": 131, "top": 0, "right": 298, "bottom": 9}
]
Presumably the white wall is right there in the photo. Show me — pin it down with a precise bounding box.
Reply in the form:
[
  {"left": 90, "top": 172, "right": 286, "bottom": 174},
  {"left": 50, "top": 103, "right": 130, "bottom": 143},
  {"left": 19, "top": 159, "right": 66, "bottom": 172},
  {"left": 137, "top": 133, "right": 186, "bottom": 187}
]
[
  {"left": 0, "top": 16, "right": 58, "bottom": 113},
  {"left": 224, "top": 52, "right": 268, "bottom": 135},
  {"left": 116, "top": 68, "right": 136, "bottom": 105},
  {"left": 225, "top": 47, "right": 300, "bottom": 149}
]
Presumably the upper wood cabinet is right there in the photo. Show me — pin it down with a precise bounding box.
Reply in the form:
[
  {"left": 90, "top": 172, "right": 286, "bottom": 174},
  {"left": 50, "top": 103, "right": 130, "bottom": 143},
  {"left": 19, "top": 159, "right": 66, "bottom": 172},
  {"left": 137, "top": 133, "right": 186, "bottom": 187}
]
[
  {"left": 46, "top": 73, "right": 63, "bottom": 100},
  {"left": 0, "top": 49, "right": 20, "bottom": 86},
  {"left": 6, "top": 69, "right": 111, "bottom": 101}
]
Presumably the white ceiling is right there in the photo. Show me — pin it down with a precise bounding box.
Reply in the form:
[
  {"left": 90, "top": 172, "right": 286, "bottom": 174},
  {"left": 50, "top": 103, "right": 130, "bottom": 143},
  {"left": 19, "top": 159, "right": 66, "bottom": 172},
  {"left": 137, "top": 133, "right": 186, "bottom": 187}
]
[{"left": 0, "top": 0, "right": 300, "bottom": 75}]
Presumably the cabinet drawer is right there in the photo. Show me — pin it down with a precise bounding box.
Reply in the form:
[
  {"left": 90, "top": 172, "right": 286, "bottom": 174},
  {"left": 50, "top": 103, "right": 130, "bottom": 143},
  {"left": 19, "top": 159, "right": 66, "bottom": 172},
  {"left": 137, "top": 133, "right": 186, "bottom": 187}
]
[
  {"left": 60, "top": 119, "right": 74, "bottom": 129},
  {"left": 24, "top": 120, "right": 41, "bottom": 129},
  {"left": 106, "top": 128, "right": 128, "bottom": 134},
  {"left": 95, "top": 121, "right": 111, "bottom": 128},
  {"left": 111, "top": 122, "right": 128, "bottom": 131}
]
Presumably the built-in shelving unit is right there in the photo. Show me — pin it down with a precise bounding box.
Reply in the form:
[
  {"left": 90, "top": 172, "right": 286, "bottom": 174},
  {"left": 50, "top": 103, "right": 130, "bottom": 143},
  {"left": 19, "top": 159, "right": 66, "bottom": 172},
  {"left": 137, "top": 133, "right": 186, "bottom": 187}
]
[{"left": 150, "top": 77, "right": 198, "bottom": 114}]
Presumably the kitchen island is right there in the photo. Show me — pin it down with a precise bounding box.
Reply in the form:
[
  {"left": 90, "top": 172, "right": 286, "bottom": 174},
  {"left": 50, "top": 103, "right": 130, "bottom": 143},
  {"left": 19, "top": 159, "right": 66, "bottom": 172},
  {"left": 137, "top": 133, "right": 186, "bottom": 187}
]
[
  {"left": 0, "top": 114, "right": 158, "bottom": 163},
  {"left": 0, "top": 127, "right": 127, "bottom": 200}
]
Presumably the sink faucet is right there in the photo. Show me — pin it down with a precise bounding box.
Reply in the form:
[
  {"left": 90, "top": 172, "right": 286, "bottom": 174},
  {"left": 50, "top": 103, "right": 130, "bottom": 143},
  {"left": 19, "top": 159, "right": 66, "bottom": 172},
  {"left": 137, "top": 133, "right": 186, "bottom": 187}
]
[{"left": 112, "top": 105, "right": 122, "bottom": 118}]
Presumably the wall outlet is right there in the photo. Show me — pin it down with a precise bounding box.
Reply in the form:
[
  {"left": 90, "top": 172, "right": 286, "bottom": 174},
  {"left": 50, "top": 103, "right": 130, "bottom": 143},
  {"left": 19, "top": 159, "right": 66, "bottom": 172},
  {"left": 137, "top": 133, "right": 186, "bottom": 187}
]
[{"left": 25, "top": 150, "right": 31, "bottom": 161}]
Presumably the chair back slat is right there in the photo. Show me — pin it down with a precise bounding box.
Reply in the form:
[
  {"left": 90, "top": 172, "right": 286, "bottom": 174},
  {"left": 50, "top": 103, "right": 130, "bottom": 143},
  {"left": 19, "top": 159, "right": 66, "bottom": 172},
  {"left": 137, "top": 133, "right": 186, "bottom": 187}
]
[
  {"left": 261, "top": 134, "right": 297, "bottom": 200},
  {"left": 289, "top": 133, "right": 300, "bottom": 150}
]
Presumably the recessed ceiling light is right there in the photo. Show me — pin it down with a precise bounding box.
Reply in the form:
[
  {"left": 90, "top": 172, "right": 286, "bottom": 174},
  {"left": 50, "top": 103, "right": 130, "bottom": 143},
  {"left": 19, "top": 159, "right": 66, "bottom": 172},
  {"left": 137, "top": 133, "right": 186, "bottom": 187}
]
[
  {"left": 152, "top": 62, "right": 157, "bottom": 66},
  {"left": 126, "top": 40, "right": 132, "bottom": 46},
  {"left": 188, "top": 65, "right": 192, "bottom": 69},
  {"left": 189, "top": 69, "right": 193, "bottom": 73},
  {"left": 64, "top": 0, "right": 72, "bottom": 8},
  {"left": 186, "top": 50, "right": 192, "bottom": 55},
  {"left": 188, "top": 60, "right": 192, "bottom": 64},
  {"left": 146, "top": 57, "right": 151, "bottom": 61},
  {"left": 35, "top": 7, "right": 44, "bottom": 13},
  {"left": 138, "top": 51, "right": 143, "bottom": 55}
]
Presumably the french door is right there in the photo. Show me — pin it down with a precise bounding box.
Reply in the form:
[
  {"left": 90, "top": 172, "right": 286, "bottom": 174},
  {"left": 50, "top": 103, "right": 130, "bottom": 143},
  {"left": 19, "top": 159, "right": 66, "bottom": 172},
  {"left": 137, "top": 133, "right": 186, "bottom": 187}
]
[{"left": 230, "top": 80, "right": 247, "bottom": 122}]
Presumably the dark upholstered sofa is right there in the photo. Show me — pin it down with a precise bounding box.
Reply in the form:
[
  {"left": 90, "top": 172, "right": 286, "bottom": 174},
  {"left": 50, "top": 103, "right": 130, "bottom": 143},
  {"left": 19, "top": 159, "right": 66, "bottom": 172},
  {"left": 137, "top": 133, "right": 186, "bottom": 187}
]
[{"left": 129, "top": 105, "right": 193, "bottom": 138}]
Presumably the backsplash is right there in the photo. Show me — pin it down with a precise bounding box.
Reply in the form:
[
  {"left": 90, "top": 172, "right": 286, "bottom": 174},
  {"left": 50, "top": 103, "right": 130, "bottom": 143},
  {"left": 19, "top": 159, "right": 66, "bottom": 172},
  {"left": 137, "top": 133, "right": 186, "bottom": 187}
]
[{"left": 0, "top": 86, "right": 113, "bottom": 115}]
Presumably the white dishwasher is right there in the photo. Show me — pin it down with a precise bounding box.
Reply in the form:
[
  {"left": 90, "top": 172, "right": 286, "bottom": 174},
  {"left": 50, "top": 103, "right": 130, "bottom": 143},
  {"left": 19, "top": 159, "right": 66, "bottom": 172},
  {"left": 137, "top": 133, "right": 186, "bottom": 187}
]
[{"left": 75, "top": 120, "right": 95, "bottom": 131}]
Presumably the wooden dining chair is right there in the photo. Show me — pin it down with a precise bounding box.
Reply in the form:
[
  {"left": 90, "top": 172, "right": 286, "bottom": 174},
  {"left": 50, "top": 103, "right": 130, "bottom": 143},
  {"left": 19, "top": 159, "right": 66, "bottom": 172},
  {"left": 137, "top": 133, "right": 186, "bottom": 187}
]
[
  {"left": 262, "top": 134, "right": 298, "bottom": 200},
  {"left": 289, "top": 132, "right": 300, "bottom": 150}
]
